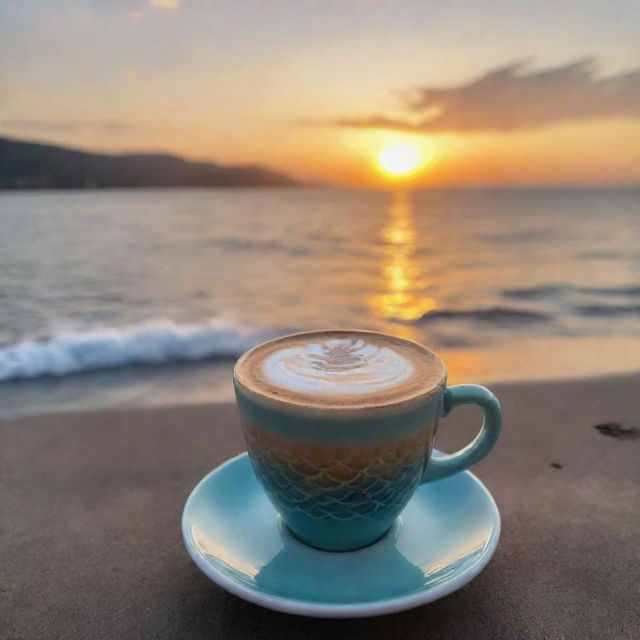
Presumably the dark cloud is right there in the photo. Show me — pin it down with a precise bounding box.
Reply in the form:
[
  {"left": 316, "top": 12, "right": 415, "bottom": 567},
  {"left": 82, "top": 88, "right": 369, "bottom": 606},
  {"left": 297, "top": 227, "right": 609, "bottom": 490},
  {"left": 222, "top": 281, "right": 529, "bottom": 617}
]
[
  {"left": 332, "top": 59, "right": 640, "bottom": 133},
  {"left": 0, "top": 118, "right": 141, "bottom": 134}
]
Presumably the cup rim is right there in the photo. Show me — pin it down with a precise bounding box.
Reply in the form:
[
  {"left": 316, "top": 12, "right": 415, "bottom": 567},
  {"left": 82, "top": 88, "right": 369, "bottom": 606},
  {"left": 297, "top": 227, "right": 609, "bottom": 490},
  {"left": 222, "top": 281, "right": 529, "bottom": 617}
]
[{"left": 233, "top": 329, "right": 448, "bottom": 418}]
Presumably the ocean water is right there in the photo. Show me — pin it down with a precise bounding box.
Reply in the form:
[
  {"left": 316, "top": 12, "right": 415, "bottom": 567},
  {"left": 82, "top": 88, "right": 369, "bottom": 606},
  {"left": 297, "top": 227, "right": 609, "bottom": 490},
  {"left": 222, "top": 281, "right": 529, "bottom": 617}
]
[{"left": 1, "top": 187, "right": 638, "bottom": 416}]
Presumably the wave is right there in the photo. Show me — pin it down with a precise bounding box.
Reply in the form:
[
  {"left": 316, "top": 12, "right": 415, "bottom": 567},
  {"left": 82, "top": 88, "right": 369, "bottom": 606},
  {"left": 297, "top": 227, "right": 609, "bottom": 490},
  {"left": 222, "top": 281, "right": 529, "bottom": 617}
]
[
  {"left": 202, "top": 237, "right": 312, "bottom": 256},
  {"left": 502, "top": 284, "right": 640, "bottom": 300},
  {"left": 0, "top": 320, "right": 287, "bottom": 382},
  {"left": 572, "top": 304, "right": 640, "bottom": 317},
  {"left": 501, "top": 285, "right": 566, "bottom": 300},
  {"left": 576, "top": 285, "right": 640, "bottom": 296},
  {"left": 416, "top": 306, "right": 551, "bottom": 324},
  {"left": 480, "top": 231, "right": 553, "bottom": 244}
]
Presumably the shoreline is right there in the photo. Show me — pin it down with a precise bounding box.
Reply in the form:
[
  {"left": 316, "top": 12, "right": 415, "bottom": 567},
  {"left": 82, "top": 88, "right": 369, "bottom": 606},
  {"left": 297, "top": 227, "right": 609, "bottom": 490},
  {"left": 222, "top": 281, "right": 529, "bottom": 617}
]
[{"left": 3, "top": 369, "right": 639, "bottom": 424}]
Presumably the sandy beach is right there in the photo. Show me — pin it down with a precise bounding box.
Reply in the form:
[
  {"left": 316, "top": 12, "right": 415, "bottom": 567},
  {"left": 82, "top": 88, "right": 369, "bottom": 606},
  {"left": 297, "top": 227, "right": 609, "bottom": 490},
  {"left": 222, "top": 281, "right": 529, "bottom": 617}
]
[{"left": 2, "top": 372, "right": 639, "bottom": 638}]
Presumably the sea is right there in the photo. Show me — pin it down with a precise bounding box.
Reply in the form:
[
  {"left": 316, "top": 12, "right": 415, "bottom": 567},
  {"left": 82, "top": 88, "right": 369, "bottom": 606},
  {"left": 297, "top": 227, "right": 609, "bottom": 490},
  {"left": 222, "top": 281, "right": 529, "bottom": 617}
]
[{"left": 1, "top": 187, "right": 638, "bottom": 417}]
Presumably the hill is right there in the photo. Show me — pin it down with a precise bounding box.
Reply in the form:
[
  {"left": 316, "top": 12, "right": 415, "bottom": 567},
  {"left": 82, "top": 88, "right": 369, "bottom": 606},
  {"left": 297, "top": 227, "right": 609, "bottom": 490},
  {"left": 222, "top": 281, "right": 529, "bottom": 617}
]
[{"left": 0, "top": 136, "right": 297, "bottom": 189}]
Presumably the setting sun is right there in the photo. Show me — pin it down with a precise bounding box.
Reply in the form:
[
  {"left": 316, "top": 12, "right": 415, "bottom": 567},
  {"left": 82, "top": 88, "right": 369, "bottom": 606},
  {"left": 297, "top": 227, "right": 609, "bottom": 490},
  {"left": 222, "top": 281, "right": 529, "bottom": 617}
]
[{"left": 378, "top": 145, "right": 421, "bottom": 177}]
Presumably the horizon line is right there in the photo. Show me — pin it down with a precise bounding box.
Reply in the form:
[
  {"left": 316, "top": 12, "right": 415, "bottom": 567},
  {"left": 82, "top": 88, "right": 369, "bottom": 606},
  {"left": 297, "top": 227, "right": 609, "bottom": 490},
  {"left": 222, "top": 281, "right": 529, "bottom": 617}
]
[{"left": 1, "top": 132, "right": 638, "bottom": 191}]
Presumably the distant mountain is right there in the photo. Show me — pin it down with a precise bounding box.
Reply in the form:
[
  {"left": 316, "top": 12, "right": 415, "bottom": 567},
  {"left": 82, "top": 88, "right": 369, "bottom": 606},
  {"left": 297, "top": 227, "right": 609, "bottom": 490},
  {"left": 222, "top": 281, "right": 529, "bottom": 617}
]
[{"left": 0, "top": 136, "right": 298, "bottom": 189}]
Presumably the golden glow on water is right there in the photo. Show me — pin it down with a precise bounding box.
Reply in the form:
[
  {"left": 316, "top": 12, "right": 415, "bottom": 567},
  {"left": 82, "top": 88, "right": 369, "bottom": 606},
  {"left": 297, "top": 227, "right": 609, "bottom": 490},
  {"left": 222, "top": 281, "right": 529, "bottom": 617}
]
[
  {"left": 437, "top": 349, "right": 490, "bottom": 385},
  {"left": 370, "top": 191, "right": 437, "bottom": 323}
]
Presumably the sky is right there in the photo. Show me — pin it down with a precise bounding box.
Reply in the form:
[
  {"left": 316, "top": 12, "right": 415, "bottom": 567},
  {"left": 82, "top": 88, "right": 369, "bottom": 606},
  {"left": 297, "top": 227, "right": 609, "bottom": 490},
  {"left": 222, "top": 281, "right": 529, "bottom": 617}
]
[{"left": 1, "top": 0, "right": 639, "bottom": 187}]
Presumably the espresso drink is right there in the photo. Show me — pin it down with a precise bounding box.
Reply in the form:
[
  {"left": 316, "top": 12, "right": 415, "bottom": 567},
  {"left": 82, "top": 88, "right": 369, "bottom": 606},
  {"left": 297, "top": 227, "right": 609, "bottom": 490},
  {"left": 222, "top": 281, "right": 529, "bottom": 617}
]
[
  {"left": 233, "top": 329, "right": 500, "bottom": 551},
  {"left": 234, "top": 331, "right": 444, "bottom": 549},
  {"left": 234, "top": 330, "right": 446, "bottom": 413}
]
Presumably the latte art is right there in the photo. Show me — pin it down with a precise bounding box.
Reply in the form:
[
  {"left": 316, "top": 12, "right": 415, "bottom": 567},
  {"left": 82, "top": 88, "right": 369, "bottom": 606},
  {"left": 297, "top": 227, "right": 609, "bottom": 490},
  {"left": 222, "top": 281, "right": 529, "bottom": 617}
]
[
  {"left": 234, "top": 330, "right": 446, "bottom": 411},
  {"left": 263, "top": 338, "right": 414, "bottom": 396}
]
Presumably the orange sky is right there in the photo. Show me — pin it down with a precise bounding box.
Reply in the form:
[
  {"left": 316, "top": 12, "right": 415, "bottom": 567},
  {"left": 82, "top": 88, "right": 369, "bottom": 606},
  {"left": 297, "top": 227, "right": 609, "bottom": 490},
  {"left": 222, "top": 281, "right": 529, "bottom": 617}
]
[{"left": 1, "top": 1, "right": 639, "bottom": 187}]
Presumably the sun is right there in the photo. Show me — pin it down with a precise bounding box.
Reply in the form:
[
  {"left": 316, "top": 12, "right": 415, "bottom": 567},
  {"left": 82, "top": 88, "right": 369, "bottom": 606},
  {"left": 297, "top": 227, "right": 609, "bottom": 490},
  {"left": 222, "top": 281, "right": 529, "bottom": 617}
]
[{"left": 377, "top": 145, "right": 421, "bottom": 178}]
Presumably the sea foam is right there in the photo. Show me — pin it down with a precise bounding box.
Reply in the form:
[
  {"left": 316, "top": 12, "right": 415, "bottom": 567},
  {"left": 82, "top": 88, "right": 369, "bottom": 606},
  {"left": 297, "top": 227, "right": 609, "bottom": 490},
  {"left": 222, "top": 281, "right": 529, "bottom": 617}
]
[{"left": 0, "top": 320, "right": 279, "bottom": 381}]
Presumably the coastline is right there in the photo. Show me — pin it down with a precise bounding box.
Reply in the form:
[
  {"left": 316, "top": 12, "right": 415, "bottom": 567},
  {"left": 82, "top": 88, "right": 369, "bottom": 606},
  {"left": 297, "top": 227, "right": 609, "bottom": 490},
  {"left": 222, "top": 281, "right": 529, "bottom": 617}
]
[
  {"left": 4, "top": 370, "right": 639, "bottom": 433},
  {"left": 2, "top": 357, "right": 639, "bottom": 420},
  {"left": 2, "top": 186, "right": 639, "bottom": 420}
]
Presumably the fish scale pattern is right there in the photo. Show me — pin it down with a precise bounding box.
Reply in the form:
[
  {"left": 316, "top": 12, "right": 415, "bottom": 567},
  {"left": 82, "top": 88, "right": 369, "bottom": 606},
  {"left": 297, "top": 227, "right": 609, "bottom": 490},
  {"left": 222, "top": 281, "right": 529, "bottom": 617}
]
[{"left": 242, "top": 421, "right": 430, "bottom": 521}]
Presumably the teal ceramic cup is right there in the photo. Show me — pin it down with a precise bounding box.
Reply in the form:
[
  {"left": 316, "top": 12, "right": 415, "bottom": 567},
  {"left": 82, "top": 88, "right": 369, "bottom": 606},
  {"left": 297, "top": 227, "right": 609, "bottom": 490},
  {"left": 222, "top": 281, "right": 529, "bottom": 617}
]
[{"left": 234, "top": 331, "right": 501, "bottom": 552}]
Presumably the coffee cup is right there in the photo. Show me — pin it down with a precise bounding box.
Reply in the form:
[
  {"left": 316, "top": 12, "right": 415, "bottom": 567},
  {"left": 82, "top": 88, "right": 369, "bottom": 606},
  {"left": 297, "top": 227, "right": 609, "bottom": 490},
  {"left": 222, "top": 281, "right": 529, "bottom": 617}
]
[{"left": 233, "top": 329, "right": 501, "bottom": 551}]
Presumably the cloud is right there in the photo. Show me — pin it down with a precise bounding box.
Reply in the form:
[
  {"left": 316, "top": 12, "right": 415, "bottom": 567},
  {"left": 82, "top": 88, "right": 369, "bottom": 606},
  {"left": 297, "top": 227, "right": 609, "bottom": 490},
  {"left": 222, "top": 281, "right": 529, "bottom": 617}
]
[
  {"left": 148, "top": 0, "right": 181, "bottom": 9},
  {"left": 331, "top": 59, "right": 640, "bottom": 133},
  {"left": 0, "top": 118, "right": 142, "bottom": 134}
]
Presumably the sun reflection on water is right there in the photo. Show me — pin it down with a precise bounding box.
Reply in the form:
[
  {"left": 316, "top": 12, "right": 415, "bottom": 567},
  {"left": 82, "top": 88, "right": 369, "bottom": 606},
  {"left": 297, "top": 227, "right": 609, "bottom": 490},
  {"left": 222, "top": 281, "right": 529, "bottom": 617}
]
[{"left": 370, "top": 191, "right": 437, "bottom": 325}]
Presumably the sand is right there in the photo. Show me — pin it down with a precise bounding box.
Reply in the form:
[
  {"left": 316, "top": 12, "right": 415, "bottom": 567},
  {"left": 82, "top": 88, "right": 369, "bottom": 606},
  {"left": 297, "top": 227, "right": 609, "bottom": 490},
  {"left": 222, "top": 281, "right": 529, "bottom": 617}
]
[{"left": 2, "top": 373, "right": 639, "bottom": 639}]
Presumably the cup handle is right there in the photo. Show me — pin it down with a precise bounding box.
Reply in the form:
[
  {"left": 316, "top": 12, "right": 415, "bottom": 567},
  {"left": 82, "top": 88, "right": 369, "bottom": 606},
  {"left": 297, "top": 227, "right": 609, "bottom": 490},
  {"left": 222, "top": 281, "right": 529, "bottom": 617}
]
[{"left": 421, "top": 384, "right": 502, "bottom": 483}]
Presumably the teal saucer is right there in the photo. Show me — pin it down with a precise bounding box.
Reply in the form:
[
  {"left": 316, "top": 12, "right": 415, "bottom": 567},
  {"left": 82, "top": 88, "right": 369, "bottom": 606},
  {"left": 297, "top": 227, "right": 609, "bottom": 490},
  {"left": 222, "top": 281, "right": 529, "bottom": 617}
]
[{"left": 182, "top": 453, "right": 500, "bottom": 618}]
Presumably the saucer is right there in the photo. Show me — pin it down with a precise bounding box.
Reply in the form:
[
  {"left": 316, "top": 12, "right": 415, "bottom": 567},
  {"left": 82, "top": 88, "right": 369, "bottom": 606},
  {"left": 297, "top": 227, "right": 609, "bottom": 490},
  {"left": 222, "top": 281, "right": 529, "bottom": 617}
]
[{"left": 182, "top": 452, "right": 500, "bottom": 618}]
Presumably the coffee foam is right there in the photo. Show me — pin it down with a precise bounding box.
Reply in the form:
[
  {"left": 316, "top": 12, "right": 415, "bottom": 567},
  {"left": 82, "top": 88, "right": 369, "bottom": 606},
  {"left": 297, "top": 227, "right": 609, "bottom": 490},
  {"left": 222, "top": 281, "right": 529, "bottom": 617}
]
[
  {"left": 234, "top": 330, "right": 446, "bottom": 413},
  {"left": 262, "top": 337, "right": 415, "bottom": 396}
]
